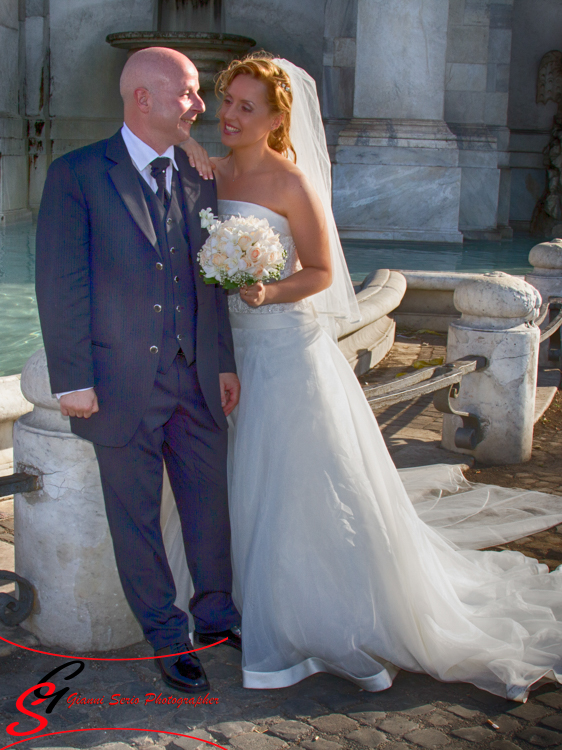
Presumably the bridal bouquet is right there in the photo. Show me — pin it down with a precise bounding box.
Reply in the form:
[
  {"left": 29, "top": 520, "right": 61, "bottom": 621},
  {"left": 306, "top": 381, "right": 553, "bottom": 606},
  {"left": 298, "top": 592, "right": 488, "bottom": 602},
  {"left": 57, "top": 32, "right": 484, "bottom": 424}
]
[{"left": 198, "top": 208, "right": 286, "bottom": 289}]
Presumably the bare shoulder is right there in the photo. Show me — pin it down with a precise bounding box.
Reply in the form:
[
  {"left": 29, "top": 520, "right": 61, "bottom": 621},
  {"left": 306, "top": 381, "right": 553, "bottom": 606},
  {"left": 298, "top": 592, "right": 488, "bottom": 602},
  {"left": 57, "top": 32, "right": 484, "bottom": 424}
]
[{"left": 272, "top": 157, "right": 319, "bottom": 209}]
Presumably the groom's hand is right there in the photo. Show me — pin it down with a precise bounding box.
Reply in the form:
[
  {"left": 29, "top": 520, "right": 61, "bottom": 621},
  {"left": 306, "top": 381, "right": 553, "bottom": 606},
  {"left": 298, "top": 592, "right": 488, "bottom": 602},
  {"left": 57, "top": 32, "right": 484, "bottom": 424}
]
[
  {"left": 59, "top": 388, "right": 99, "bottom": 419},
  {"left": 219, "top": 372, "right": 240, "bottom": 417}
]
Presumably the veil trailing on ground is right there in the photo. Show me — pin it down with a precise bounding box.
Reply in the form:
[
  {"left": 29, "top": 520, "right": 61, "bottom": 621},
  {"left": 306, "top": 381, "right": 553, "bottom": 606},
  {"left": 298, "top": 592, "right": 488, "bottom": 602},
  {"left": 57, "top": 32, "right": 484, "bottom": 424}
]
[
  {"left": 274, "top": 58, "right": 361, "bottom": 336},
  {"left": 161, "top": 460, "right": 562, "bottom": 627}
]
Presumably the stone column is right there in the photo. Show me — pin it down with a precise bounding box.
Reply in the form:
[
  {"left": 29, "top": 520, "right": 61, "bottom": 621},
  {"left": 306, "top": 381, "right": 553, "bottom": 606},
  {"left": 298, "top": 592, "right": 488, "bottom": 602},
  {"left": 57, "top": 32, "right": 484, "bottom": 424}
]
[
  {"left": 353, "top": 0, "right": 449, "bottom": 122},
  {"left": 332, "top": 0, "right": 463, "bottom": 243},
  {"left": 445, "top": 0, "right": 514, "bottom": 240},
  {"left": 526, "top": 239, "right": 562, "bottom": 366},
  {"left": 13, "top": 349, "right": 143, "bottom": 651},
  {"left": 442, "top": 272, "right": 541, "bottom": 465},
  {"left": 0, "top": 0, "right": 30, "bottom": 224},
  {"left": 322, "top": 0, "right": 357, "bottom": 126}
]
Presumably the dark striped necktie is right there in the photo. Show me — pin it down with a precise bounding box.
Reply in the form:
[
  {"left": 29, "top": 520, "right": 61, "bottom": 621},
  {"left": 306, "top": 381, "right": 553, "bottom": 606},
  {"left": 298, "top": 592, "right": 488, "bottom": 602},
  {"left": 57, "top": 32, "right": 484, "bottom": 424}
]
[{"left": 149, "top": 157, "right": 172, "bottom": 211}]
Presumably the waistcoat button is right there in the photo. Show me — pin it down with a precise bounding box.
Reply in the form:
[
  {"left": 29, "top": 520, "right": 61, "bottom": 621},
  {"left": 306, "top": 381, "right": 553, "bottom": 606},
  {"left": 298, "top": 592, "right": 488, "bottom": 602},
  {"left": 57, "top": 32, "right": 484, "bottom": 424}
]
[
  {"left": 154, "top": 304, "right": 162, "bottom": 312},
  {"left": 156, "top": 262, "right": 163, "bottom": 270},
  {"left": 174, "top": 275, "right": 179, "bottom": 283},
  {"left": 150, "top": 345, "right": 158, "bottom": 354}
]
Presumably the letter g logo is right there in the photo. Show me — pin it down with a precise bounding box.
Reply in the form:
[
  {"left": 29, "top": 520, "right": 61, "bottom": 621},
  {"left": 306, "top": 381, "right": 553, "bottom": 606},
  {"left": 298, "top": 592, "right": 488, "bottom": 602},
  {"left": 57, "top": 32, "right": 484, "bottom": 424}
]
[{"left": 6, "top": 659, "right": 85, "bottom": 738}]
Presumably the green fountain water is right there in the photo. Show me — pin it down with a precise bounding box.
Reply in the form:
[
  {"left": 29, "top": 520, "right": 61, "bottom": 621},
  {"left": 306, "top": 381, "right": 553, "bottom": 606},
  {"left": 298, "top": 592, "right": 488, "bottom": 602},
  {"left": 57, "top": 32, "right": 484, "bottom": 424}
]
[{"left": 0, "top": 222, "right": 536, "bottom": 377}]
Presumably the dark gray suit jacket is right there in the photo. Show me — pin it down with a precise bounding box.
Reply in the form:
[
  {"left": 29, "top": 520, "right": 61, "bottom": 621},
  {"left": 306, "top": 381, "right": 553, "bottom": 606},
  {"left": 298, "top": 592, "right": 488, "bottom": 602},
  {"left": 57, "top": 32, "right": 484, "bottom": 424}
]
[{"left": 36, "top": 130, "right": 235, "bottom": 447}]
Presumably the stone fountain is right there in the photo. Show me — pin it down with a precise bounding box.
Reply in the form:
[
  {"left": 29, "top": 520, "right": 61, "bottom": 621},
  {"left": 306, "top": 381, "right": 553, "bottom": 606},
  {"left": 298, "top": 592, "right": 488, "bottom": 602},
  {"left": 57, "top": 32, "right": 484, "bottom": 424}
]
[
  {"left": 107, "top": 0, "right": 254, "bottom": 91},
  {"left": 106, "top": 0, "right": 255, "bottom": 154}
]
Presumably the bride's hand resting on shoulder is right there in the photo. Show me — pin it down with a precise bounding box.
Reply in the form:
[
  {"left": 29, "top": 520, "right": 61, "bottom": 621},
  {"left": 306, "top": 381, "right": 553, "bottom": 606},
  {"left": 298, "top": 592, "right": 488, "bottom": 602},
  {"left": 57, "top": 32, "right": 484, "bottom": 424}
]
[{"left": 181, "top": 137, "right": 215, "bottom": 181}]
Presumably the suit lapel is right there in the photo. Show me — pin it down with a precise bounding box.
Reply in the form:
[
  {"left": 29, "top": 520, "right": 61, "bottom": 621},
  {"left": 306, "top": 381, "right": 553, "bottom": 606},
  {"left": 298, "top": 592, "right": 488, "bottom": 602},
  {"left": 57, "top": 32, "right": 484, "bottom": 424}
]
[{"left": 106, "top": 133, "right": 160, "bottom": 256}]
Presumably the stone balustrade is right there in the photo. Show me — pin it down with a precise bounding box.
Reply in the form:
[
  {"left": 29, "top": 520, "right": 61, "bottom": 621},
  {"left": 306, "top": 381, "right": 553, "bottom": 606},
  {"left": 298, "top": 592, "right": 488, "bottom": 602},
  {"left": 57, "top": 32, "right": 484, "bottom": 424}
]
[
  {"left": 526, "top": 239, "right": 562, "bottom": 365},
  {"left": 8, "top": 270, "right": 548, "bottom": 647},
  {"left": 442, "top": 272, "right": 542, "bottom": 465},
  {"left": 392, "top": 270, "right": 484, "bottom": 333},
  {"left": 337, "top": 268, "right": 407, "bottom": 374},
  {"left": 13, "top": 349, "right": 143, "bottom": 651}
]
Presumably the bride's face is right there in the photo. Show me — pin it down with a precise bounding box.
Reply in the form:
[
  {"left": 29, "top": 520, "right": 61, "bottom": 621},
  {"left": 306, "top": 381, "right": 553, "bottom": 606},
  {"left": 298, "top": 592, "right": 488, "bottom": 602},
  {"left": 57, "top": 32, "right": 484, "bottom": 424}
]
[{"left": 218, "top": 74, "right": 282, "bottom": 149}]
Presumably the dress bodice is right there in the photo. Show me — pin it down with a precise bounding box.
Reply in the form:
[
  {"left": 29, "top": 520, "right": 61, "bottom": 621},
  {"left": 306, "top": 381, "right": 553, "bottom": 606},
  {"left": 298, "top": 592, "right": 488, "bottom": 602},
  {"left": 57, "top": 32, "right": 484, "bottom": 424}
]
[{"left": 218, "top": 200, "right": 311, "bottom": 315}]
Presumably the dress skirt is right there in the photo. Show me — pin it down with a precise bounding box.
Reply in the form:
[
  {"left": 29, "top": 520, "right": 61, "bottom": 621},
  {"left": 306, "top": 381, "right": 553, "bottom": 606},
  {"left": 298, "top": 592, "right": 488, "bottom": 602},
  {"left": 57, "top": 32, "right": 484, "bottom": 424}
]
[{"left": 223, "top": 308, "right": 562, "bottom": 701}]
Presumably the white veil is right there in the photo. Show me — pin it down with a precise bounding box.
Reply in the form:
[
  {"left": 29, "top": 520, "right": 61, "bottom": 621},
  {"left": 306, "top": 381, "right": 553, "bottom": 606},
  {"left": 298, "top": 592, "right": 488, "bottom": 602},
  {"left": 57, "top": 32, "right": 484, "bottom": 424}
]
[{"left": 274, "top": 58, "right": 361, "bottom": 336}]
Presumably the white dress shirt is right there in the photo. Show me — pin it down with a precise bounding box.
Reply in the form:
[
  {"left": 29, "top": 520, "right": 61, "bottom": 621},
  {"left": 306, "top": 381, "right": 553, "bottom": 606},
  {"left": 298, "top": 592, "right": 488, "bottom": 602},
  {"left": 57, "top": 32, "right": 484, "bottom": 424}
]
[
  {"left": 57, "top": 125, "right": 180, "bottom": 399},
  {"left": 120, "top": 122, "right": 179, "bottom": 194}
]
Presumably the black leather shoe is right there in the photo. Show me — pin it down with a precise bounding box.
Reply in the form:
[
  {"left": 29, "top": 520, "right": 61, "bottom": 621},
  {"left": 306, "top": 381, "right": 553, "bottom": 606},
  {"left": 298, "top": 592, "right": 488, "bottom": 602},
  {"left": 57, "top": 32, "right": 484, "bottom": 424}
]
[
  {"left": 196, "top": 625, "right": 242, "bottom": 651},
  {"left": 154, "top": 642, "right": 210, "bottom": 693}
]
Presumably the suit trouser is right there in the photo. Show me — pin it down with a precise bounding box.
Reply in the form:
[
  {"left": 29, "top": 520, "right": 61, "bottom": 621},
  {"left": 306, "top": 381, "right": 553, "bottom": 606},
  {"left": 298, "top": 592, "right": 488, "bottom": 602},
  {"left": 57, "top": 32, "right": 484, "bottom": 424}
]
[{"left": 94, "top": 354, "right": 240, "bottom": 650}]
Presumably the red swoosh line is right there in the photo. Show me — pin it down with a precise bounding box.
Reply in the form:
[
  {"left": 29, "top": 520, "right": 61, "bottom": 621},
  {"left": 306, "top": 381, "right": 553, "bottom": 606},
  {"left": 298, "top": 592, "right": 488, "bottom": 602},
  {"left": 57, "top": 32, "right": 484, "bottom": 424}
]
[
  {"left": 0, "top": 728, "right": 228, "bottom": 750},
  {"left": 0, "top": 635, "right": 227, "bottom": 661}
]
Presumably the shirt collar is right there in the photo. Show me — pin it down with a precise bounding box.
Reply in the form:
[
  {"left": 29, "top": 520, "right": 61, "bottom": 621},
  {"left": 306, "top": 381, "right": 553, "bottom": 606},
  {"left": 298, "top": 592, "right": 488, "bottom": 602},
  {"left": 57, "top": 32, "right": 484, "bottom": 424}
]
[{"left": 121, "top": 123, "right": 178, "bottom": 173}]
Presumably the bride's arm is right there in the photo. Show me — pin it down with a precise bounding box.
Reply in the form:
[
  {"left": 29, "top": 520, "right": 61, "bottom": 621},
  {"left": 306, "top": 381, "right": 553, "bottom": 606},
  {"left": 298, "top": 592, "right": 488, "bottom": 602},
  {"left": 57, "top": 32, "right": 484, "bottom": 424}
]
[
  {"left": 243, "top": 174, "right": 332, "bottom": 307},
  {"left": 180, "top": 137, "right": 215, "bottom": 181}
]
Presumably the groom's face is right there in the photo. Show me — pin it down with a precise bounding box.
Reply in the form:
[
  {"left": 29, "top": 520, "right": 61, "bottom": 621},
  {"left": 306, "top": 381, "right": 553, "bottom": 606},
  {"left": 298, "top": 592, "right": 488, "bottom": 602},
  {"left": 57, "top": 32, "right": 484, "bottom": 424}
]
[{"left": 148, "top": 62, "right": 205, "bottom": 146}]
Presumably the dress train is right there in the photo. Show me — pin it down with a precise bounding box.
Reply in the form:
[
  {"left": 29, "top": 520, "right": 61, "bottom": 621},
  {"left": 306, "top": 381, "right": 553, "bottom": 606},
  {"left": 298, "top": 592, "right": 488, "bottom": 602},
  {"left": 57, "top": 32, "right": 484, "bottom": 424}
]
[{"left": 161, "top": 200, "right": 562, "bottom": 702}]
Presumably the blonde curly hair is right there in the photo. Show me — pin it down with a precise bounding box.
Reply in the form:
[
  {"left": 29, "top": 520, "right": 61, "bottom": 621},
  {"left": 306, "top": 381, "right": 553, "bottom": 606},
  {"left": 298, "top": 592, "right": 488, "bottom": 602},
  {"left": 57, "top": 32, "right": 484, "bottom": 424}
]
[{"left": 215, "top": 51, "right": 296, "bottom": 162}]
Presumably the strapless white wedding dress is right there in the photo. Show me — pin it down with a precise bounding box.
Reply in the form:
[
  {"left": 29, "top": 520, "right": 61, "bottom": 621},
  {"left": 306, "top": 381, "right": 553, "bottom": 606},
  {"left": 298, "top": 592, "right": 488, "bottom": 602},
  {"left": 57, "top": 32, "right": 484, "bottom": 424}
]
[{"left": 161, "top": 200, "right": 562, "bottom": 702}]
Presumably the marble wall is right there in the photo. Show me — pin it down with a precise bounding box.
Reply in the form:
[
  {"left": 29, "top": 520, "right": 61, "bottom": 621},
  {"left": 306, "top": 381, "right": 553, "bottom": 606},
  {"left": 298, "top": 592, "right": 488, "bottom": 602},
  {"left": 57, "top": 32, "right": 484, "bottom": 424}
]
[
  {"left": 0, "top": 0, "right": 29, "bottom": 224},
  {"left": 195, "top": 0, "right": 324, "bottom": 156},
  {"left": 354, "top": 0, "right": 449, "bottom": 121},
  {"left": 445, "top": 0, "right": 513, "bottom": 127},
  {"left": 444, "top": 0, "right": 514, "bottom": 237},
  {"left": 225, "top": 0, "right": 324, "bottom": 85},
  {"left": 49, "top": 0, "right": 153, "bottom": 151},
  {"left": 26, "top": 0, "right": 154, "bottom": 211},
  {"left": 25, "top": 0, "right": 50, "bottom": 212},
  {"left": 322, "top": 0, "right": 357, "bottom": 124},
  {"left": 331, "top": 0, "right": 466, "bottom": 243},
  {"left": 508, "top": 0, "right": 562, "bottom": 227},
  {"left": 0, "top": 0, "right": 20, "bottom": 115},
  {"left": 333, "top": 120, "right": 463, "bottom": 243},
  {"left": 0, "top": 0, "right": 558, "bottom": 237}
]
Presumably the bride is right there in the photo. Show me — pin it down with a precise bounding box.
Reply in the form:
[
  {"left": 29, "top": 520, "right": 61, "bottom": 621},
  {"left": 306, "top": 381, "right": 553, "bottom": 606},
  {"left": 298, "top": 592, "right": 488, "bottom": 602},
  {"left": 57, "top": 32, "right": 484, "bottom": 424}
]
[{"left": 162, "top": 52, "right": 562, "bottom": 702}]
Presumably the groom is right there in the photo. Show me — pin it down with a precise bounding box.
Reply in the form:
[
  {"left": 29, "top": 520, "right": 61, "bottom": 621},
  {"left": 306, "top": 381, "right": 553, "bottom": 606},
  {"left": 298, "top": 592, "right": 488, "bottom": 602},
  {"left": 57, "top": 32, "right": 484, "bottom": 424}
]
[{"left": 35, "top": 47, "right": 241, "bottom": 692}]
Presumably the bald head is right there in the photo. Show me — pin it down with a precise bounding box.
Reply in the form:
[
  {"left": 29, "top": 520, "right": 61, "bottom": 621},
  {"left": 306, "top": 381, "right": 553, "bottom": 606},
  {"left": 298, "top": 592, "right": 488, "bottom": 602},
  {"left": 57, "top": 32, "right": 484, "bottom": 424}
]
[
  {"left": 120, "top": 47, "right": 205, "bottom": 154},
  {"left": 120, "top": 47, "right": 198, "bottom": 102}
]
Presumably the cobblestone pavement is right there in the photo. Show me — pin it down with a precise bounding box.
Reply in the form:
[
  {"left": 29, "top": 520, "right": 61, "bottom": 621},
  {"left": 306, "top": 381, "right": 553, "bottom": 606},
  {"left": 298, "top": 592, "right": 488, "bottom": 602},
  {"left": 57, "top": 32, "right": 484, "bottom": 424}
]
[
  {"left": 1, "top": 332, "right": 562, "bottom": 750},
  {"left": 1, "top": 627, "right": 562, "bottom": 750}
]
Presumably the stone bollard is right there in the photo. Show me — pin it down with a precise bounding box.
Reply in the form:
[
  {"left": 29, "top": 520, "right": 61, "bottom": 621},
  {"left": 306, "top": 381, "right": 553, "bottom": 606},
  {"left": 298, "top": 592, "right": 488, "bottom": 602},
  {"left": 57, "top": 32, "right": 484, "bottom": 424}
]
[
  {"left": 442, "top": 272, "right": 541, "bottom": 465},
  {"left": 525, "top": 239, "right": 562, "bottom": 366},
  {"left": 13, "top": 349, "right": 143, "bottom": 650}
]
